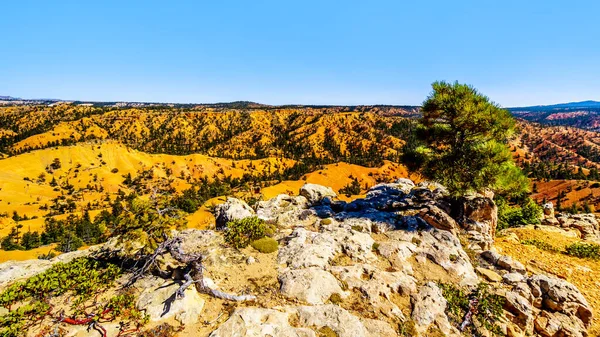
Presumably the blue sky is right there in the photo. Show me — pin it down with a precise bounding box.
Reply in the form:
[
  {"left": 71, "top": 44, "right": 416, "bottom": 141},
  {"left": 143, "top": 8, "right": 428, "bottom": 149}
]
[{"left": 1, "top": 0, "right": 599, "bottom": 107}]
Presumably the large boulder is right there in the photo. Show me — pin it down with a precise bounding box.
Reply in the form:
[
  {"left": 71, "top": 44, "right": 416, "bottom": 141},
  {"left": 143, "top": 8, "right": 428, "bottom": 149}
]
[
  {"left": 293, "top": 305, "right": 370, "bottom": 337},
  {"left": 136, "top": 276, "right": 204, "bottom": 325},
  {"left": 503, "top": 291, "right": 534, "bottom": 333},
  {"left": 277, "top": 228, "right": 339, "bottom": 269},
  {"left": 528, "top": 275, "right": 592, "bottom": 328},
  {"left": 214, "top": 197, "right": 255, "bottom": 229},
  {"left": 209, "top": 307, "right": 315, "bottom": 337},
  {"left": 419, "top": 205, "right": 458, "bottom": 234},
  {"left": 256, "top": 194, "right": 316, "bottom": 229},
  {"left": 411, "top": 282, "right": 457, "bottom": 336},
  {"left": 279, "top": 268, "right": 345, "bottom": 304},
  {"left": 414, "top": 228, "right": 478, "bottom": 286},
  {"left": 299, "top": 183, "right": 337, "bottom": 205},
  {"left": 454, "top": 194, "right": 498, "bottom": 251}
]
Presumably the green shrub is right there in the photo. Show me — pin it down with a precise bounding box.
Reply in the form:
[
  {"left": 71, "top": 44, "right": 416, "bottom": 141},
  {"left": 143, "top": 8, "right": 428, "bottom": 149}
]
[
  {"left": 439, "top": 283, "right": 504, "bottom": 336},
  {"left": 250, "top": 237, "right": 279, "bottom": 253},
  {"left": 564, "top": 242, "right": 600, "bottom": 260},
  {"left": 328, "top": 293, "right": 343, "bottom": 305},
  {"left": 497, "top": 197, "right": 542, "bottom": 231},
  {"left": 0, "top": 258, "right": 123, "bottom": 337},
  {"left": 339, "top": 178, "right": 361, "bottom": 197},
  {"left": 225, "top": 217, "right": 272, "bottom": 249},
  {"left": 521, "top": 239, "right": 559, "bottom": 252},
  {"left": 320, "top": 218, "right": 333, "bottom": 226}
]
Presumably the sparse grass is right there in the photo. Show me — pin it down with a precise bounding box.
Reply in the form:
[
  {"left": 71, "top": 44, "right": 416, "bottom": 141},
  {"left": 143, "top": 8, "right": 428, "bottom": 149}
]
[
  {"left": 564, "top": 242, "right": 600, "bottom": 260},
  {"left": 521, "top": 239, "right": 559, "bottom": 252},
  {"left": 398, "top": 319, "right": 418, "bottom": 337},
  {"left": 351, "top": 225, "right": 363, "bottom": 232}
]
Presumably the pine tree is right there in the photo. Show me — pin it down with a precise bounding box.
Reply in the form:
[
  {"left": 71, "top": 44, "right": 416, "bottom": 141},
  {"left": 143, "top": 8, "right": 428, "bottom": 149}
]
[{"left": 413, "top": 81, "right": 529, "bottom": 197}]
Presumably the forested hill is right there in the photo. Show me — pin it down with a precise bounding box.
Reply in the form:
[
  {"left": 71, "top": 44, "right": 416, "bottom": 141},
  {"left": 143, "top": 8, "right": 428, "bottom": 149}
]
[{"left": 509, "top": 101, "right": 600, "bottom": 131}]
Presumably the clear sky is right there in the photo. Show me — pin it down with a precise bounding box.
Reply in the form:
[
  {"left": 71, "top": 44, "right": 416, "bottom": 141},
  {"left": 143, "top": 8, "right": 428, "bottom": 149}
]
[{"left": 1, "top": 0, "right": 599, "bottom": 107}]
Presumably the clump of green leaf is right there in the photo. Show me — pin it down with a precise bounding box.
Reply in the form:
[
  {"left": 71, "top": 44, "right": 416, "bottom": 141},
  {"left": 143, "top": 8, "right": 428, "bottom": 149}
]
[
  {"left": 0, "top": 258, "right": 129, "bottom": 337},
  {"left": 521, "top": 239, "right": 559, "bottom": 252},
  {"left": 564, "top": 242, "right": 600, "bottom": 260},
  {"left": 497, "top": 197, "right": 542, "bottom": 231},
  {"left": 250, "top": 237, "right": 279, "bottom": 253},
  {"left": 439, "top": 283, "right": 505, "bottom": 336},
  {"left": 224, "top": 217, "right": 272, "bottom": 249}
]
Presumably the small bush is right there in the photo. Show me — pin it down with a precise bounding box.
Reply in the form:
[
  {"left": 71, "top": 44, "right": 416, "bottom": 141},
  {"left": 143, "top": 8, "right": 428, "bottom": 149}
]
[
  {"left": 497, "top": 197, "right": 542, "bottom": 231},
  {"left": 328, "top": 293, "right": 343, "bottom": 305},
  {"left": 250, "top": 237, "right": 279, "bottom": 253},
  {"left": 521, "top": 239, "right": 559, "bottom": 252},
  {"left": 111, "top": 168, "right": 119, "bottom": 173},
  {"left": 439, "top": 283, "right": 504, "bottom": 336},
  {"left": 320, "top": 218, "right": 333, "bottom": 226},
  {"left": 225, "top": 217, "right": 272, "bottom": 249},
  {"left": 564, "top": 242, "right": 600, "bottom": 260}
]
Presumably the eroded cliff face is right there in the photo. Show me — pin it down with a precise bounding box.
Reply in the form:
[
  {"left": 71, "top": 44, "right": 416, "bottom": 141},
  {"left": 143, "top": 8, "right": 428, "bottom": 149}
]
[{"left": 0, "top": 179, "right": 593, "bottom": 337}]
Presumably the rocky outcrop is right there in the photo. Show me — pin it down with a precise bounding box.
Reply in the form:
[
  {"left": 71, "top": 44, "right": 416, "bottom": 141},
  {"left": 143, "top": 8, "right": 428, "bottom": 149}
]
[
  {"left": 454, "top": 194, "right": 498, "bottom": 251},
  {"left": 299, "top": 183, "right": 337, "bottom": 205},
  {"left": 279, "top": 268, "right": 345, "bottom": 304},
  {"left": 214, "top": 197, "right": 255, "bottom": 229},
  {"left": 256, "top": 194, "right": 315, "bottom": 229},
  {"left": 556, "top": 213, "right": 599, "bottom": 241},
  {"left": 0, "top": 179, "right": 594, "bottom": 337}
]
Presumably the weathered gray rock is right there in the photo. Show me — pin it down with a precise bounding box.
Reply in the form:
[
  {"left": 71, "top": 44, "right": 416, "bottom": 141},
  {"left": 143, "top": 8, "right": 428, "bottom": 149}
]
[
  {"left": 543, "top": 202, "right": 554, "bottom": 217},
  {"left": 534, "top": 310, "right": 588, "bottom": 337},
  {"left": 277, "top": 228, "right": 339, "bottom": 269},
  {"left": 419, "top": 205, "right": 458, "bottom": 233},
  {"left": 209, "top": 307, "right": 315, "bottom": 337},
  {"left": 336, "top": 209, "right": 400, "bottom": 233},
  {"left": 360, "top": 318, "right": 398, "bottom": 337},
  {"left": 503, "top": 291, "right": 534, "bottom": 333},
  {"left": 414, "top": 228, "right": 478, "bottom": 286},
  {"left": 300, "top": 183, "right": 337, "bottom": 205},
  {"left": 293, "top": 305, "right": 369, "bottom": 337},
  {"left": 214, "top": 197, "right": 255, "bottom": 229},
  {"left": 256, "top": 194, "right": 314, "bottom": 229},
  {"left": 556, "top": 213, "right": 599, "bottom": 240},
  {"left": 455, "top": 194, "right": 498, "bottom": 251},
  {"left": 476, "top": 267, "right": 503, "bottom": 282},
  {"left": 497, "top": 255, "right": 527, "bottom": 275},
  {"left": 411, "top": 282, "right": 456, "bottom": 336},
  {"left": 136, "top": 276, "right": 204, "bottom": 325},
  {"left": 279, "top": 268, "right": 344, "bottom": 304},
  {"left": 528, "top": 274, "right": 592, "bottom": 328},
  {"left": 503, "top": 272, "right": 525, "bottom": 285}
]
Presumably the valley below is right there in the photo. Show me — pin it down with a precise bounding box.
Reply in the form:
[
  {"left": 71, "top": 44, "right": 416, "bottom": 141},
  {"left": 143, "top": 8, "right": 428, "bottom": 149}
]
[{"left": 1, "top": 103, "right": 600, "bottom": 336}]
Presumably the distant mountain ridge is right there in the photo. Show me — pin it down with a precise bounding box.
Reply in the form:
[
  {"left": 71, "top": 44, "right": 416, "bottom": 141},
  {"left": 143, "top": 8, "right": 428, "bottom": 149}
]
[{"left": 510, "top": 100, "right": 600, "bottom": 112}]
